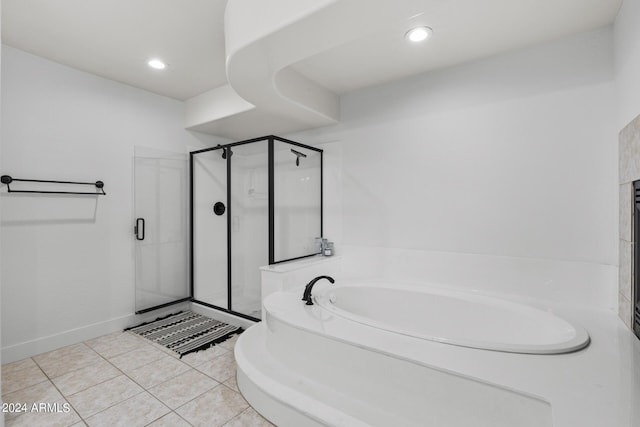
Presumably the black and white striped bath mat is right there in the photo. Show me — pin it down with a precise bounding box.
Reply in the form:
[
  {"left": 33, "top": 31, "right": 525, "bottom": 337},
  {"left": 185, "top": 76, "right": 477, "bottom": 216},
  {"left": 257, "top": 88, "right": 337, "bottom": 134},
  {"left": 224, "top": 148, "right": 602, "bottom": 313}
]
[{"left": 125, "top": 311, "right": 243, "bottom": 358}]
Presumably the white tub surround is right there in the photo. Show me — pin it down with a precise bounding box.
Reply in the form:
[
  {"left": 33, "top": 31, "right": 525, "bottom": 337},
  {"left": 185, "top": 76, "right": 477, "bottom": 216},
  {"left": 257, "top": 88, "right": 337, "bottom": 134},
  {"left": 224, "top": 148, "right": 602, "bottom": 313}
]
[
  {"left": 236, "top": 283, "right": 640, "bottom": 427},
  {"left": 237, "top": 322, "right": 552, "bottom": 427},
  {"left": 259, "top": 255, "right": 341, "bottom": 318},
  {"left": 314, "top": 283, "right": 589, "bottom": 354},
  {"left": 339, "top": 245, "right": 617, "bottom": 311}
]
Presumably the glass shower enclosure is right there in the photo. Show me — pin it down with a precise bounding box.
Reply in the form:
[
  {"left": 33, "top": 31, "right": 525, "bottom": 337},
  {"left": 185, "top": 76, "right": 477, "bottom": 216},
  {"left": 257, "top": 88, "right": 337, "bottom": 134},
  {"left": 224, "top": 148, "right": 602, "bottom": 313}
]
[
  {"left": 191, "top": 136, "right": 322, "bottom": 321},
  {"left": 134, "top": 148, "right": 191, "bottom": 314}
]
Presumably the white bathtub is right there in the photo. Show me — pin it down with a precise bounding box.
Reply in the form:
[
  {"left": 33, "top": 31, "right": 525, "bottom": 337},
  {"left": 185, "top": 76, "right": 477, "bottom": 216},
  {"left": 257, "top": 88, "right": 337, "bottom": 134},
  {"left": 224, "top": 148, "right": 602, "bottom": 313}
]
[
  {"left": 314, "top": 283, "right": 590, "bottom": 354},
  {"left": 237, "top": 283, "right": 559, "bottom": 427},
  {"left": 236, "top": 280, "right": 640, "bottom": 426}
]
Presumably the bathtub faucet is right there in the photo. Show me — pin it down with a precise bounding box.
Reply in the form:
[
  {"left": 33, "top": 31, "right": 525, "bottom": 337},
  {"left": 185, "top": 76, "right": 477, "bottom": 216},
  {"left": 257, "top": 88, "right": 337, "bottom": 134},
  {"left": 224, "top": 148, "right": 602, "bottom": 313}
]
[{"left": 302, "top": 276, "right": 335, "bottom": 305}]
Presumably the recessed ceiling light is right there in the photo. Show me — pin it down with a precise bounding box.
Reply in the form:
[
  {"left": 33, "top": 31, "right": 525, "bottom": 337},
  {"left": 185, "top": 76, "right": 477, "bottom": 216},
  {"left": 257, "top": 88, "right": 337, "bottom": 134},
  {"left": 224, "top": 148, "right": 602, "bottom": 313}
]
[
  {"left": 405, "top": 26, "right": 433, "bottom": 43},
  {"left": 147, "top": 59, "right": 166, "bottom": 70}
]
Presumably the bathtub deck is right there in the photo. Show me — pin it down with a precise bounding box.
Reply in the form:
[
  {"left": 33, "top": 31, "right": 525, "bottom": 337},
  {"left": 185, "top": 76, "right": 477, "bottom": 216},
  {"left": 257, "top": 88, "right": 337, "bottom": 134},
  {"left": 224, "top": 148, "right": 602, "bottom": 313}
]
[{"left": 237, "top": 289, "right": 640, "bottom": 427}]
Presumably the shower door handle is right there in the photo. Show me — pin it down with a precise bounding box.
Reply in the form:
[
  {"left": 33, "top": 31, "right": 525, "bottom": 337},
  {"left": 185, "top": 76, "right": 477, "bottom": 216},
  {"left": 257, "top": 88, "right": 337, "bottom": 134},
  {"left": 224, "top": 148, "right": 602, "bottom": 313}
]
[{"left": 135, "top": 218, "right": 145, "bottom": 241}]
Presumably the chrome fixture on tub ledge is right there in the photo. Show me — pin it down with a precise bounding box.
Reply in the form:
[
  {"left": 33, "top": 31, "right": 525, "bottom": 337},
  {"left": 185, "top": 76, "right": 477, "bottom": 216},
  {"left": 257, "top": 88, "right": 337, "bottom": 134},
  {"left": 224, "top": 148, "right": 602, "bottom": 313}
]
[{"left": 302, "top": 275, "right": 334, "bottom": 305}]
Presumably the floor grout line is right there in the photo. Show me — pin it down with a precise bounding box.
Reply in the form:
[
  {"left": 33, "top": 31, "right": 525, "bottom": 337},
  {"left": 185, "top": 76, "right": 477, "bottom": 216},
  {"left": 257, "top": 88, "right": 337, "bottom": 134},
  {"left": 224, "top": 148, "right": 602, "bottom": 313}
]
[
  {"left": 80, "top": 389, "right": 147, "bottom": 425},
  {"left": 1, "top": 326, "right": 264, "bottom": 426},
  {"left": 70, "top": 336, "right": 158, "bottom": 425},
  {"left": 50, "top": 337, "right": 153, "bottom": 425},
  {"left": 31, "top": 343, "right": 105, "bottom": 383},
  {"left": 80, "top": 335, "right": 211, "bottom": 425},
  {"left": 0, "top": 357, "right": 38, "bottom": 380}
]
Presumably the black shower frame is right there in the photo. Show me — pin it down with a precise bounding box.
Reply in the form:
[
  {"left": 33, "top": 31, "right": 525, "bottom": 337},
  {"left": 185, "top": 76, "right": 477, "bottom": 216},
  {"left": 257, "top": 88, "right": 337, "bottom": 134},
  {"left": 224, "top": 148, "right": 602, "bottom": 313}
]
[{"left": 189, "top": 135, "right": 323, "bottom": 322}]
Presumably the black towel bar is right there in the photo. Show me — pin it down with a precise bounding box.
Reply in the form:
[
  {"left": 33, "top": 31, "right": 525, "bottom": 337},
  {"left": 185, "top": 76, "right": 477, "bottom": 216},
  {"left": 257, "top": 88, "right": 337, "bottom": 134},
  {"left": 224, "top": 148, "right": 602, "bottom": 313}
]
[{"left": 1, "top": 175, "right": 106, "bottom": 195}]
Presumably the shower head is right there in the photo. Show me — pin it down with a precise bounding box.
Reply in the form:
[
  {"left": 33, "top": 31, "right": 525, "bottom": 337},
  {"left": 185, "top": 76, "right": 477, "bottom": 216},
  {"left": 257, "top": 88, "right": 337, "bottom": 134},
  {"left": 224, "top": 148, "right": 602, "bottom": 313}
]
[
  {"left": 216, "top": 144, "right": 233, "bottom": 159},
  {"left": 222, "top": 148, "right": 233, "bottom": 159},
  {"left": 291, "top": 149, "right": 307, "bottom": 167}
]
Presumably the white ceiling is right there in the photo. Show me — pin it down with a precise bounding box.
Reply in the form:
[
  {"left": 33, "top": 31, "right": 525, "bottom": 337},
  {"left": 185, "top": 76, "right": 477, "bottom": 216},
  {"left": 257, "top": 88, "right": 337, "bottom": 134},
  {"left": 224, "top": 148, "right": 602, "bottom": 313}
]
[
  {"left": 293, "top": 0, "right": 623, "bottom": 94},
  {"left": 1, "top": 0, "right": 623, "bottom": 136},
  {"left": 1, "top": 0, "right": 228, "bottom": 100}
]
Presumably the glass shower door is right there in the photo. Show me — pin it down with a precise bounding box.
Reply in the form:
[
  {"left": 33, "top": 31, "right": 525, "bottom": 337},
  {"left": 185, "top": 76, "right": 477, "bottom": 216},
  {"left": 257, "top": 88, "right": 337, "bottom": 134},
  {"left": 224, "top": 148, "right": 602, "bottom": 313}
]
[
  {"left": 230, "top": 141, "right": 269, "bottom": 319},
  {"left": 134, "top": 149, "right": 190, "bottom": 313},
  {"left": 272, "top": 140, "right": 322, "bottom": 262},
  {"left": 192, "top": 147, "right": 229, "bottom": 310}
]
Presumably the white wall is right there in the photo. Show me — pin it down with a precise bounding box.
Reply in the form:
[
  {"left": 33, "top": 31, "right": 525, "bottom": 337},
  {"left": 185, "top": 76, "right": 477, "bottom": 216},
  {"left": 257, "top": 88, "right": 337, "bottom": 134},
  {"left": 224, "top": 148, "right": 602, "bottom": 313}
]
[
  {"left": 291, "top": 27, "right": 617, "bottom": 268},
  {"left": 615, "top": 0, "right": 640, "bottom": 128},
  {"left": 0, "top": 46, "right": 222, "bottom": 361}
]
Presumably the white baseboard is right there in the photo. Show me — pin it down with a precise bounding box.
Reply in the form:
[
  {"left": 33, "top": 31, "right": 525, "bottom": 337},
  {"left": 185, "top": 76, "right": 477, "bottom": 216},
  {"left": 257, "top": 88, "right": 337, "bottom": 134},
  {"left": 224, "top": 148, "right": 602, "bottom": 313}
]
[
  {"left": 1, "top": 303, "right": 190, "bottom": 364},
  {"left": 1, "top": 301, "right": 256, "bottom": 363}
]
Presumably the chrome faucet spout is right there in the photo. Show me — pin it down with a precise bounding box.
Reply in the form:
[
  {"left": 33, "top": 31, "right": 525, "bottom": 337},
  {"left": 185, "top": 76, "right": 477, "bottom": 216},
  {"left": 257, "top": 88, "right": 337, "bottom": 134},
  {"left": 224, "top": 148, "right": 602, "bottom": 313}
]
[{"left": 302, "top": 275, "right": 335, "bottom": 305}]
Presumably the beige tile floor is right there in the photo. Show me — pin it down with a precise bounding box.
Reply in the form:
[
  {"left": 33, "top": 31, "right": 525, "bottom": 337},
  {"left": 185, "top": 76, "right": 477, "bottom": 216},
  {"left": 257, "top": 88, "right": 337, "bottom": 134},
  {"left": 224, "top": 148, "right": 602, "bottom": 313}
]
[{"left": 1, "top": 331, "right": 274, "bottom": 427}]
